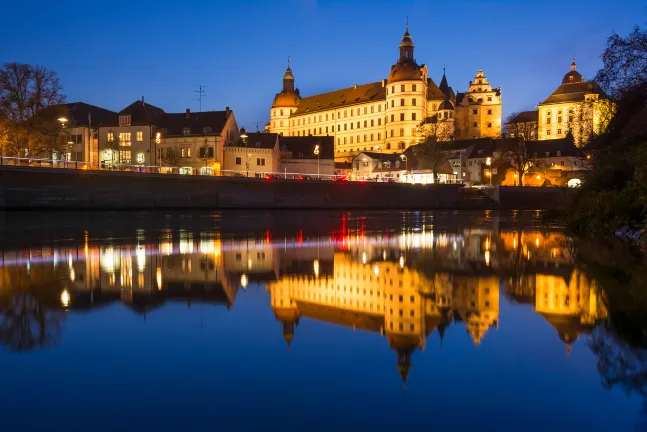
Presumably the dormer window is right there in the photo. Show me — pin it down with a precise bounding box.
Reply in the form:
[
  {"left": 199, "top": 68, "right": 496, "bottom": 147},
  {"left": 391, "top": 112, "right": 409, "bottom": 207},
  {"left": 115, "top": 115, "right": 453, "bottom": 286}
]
[
  {"left": 569, "top": 76, "right": 574, "bottom": 81},
  {"left": 182, "top": 127, "right": 191, "bottom": 136},
  {"left": 119, "top": 115, "right": 131, "bottom": 127},
  {"left": 203, "top": 126, "right": 212, "bottom": 134}
]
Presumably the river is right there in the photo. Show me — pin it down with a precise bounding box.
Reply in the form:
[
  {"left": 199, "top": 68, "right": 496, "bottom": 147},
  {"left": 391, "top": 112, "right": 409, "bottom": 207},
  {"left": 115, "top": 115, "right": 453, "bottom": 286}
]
[{"left": 0, "top": 210, "right": 645, "bottom": 431}]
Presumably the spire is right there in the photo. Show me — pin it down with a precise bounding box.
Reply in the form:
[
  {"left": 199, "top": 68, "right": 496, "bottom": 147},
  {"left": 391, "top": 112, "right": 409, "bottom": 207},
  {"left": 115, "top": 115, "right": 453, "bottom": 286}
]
[
  {"left": 399, "top": 20, "right": 414, "bottom": 62},
  {"left": 571, "top": 58, "right": 577, "bottom": 72},
  {"left": 439, "top": 68, "right": 449, "bottom": 93},
  {"left": 282, "top": 59, "right": 295, "bottom": 92}
]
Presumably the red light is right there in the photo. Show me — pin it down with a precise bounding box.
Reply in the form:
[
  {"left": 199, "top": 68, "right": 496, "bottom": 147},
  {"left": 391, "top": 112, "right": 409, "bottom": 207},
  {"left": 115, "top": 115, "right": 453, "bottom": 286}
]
[{"left": 264, "top": 175, "right": 271, "bottom": 181}]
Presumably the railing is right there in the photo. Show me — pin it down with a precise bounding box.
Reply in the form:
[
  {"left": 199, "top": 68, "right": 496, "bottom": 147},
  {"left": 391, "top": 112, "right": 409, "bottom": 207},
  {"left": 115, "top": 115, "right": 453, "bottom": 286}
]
[{"left": 0, "top": 156, "right": 465, "bottom": 185}]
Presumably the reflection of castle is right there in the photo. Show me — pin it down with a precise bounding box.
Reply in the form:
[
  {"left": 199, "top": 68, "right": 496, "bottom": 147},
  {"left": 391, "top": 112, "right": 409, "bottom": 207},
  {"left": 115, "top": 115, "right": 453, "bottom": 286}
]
[{"left": 267, "top": 250, "right": 499, "bottom": 386}]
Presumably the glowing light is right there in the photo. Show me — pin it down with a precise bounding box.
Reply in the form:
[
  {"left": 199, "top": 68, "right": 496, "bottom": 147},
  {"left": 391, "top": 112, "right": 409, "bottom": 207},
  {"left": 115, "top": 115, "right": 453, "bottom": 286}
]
[
  {"left": 485, "top": 237, "right": 490, "bottom": 251},
  {"left": 313, "top": 144, "right": 320, "bottom": 155},
  {"left": 382, "top": 250, "right": 387, "bottom": 260},
  {"left": 136, "top": 245, "right": 146, "bottom": 271},
  {"left": 486, "top": 157, "right": 492, "bottom": 166},
  {"left": 313, "top": 259, "right": 320, "bottom": 277},
  {"left": 136, "top": 153, "right": 145, "bottom": 163},
  {"left": 61, "top": 290, "right": 70, "bottom": 307},
  {"left": 362, "top": 252, "right": 367, "bottom": 265},
  {"left": 247, "top": 258, "right": 252, "bottom": 270},
  {"left": 536, "top": 175, "right": 541, "bottom": 180},
  {"left": 535, "top": 236, "right": 540, "bottom": 248},
  {"left": 57, "top": 117, "right": 68, "bottom": 123},
  {"left": 240, "top": 274, "right": 248, "bottom": 288},
  {"left": 513, "top": 237, "right": 517, "bottom": 250},
  {"left": 399, "top": 256, "right": 405, "bottom": 268},
  {"left": 70, "top": 267, "right": 75, "bottom": 281},
  {"left": 155, "top": 132, "right": 161, "bottom": 144},
  {"left": 156, "top": 267, "right": 163, "bottom": 290},
  {"left": 373, "top": 265, "right": 379, "bottom": 277},
  {"left": 485, "top": 250, "right": 490, "bottom": 266}
]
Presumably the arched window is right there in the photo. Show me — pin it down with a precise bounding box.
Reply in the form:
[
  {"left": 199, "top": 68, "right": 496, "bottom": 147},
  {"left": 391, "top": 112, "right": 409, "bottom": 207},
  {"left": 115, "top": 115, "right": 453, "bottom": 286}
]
[{"left": 399, "top": 142, "right": 405, "bottom": 149}]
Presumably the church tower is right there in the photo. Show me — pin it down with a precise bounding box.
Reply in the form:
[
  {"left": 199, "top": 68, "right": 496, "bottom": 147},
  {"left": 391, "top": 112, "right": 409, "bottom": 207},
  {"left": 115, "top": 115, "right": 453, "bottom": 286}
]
[{"left": 269, "top": 60, "right": 301, "bottom": 136}]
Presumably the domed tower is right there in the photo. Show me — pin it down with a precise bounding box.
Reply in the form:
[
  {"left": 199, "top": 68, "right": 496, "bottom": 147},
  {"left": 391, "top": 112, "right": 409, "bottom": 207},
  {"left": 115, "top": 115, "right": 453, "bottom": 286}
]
[
  {"left": 435, "top": 99, "right": 455, "bottom": 141},
  {"left": 269, "top": 60, "right": 301, "bottom": 136},
  {"left": 562, "top": 59, "right": 584, "bottom": 85},
  {"left": 385, "top": 22, "right": 428, "bottom": 152}
]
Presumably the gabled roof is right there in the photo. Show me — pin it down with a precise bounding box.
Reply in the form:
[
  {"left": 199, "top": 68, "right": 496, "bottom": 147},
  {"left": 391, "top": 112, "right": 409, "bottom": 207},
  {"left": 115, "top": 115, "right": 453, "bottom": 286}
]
[
  {"left": 541, "top": 81, "right": 607, "bottom": 105},
  {"left": 292, "top": 82, "right": 385, "bottom": 115},
  {"left": 526, "top": 138, "right": 580, "bottom": 157},
  {"left": 232, "top": 132, "right": 278, "bottom": 149},
  {"left": 356, "top": 151, "right": 404, "bottom": 163},
  {"left": 39, "top": 102, "right": 117, "bottom": 128},
  {"left": 118, "top": 100, "right": 165, "bottom": 125},
  {"left": 427, "top": 77, "right": 446, "bottom": 100},
  {"left": 509, "top": 110, "right": 538, "bottom": 123},
  {"left": 279, "top": 135, "right": 334, "bottom": 159},
  {"left": 160, "top": 110, "right": 231, "bottom": 136},
  {"left": 466, "top": 138, "right": 496, "bottom": 159}
]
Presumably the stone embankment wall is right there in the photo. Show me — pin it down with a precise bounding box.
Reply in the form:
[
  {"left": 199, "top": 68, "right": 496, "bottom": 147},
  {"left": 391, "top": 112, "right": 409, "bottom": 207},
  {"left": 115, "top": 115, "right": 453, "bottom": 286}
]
[
  {"left": 481, "top": 186, "right": 576, "bottom": 210},
  {"left": 0, "top": 167, "right": 461, "bottom": 210}
]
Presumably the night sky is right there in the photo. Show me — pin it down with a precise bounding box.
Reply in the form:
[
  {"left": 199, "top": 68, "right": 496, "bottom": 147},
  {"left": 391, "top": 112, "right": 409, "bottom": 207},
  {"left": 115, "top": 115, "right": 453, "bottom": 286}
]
[{"left": 2, "top": 0, "right": 644, "bottom": 129}]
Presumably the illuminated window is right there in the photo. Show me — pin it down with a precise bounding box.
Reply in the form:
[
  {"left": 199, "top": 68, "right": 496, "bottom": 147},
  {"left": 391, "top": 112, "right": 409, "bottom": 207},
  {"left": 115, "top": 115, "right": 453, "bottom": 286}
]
[
  {"left": 119, "top": 150, "right": 131, "bottom": 163},
  {"left": 119, "top": 133, "right": 131, "bottom": 147},
  {"left": 182, "top": 128, "right": 191, "bottom": 136},
  {"left": 136, "top": 131, "right": 143, "bottom": 142},
  {"left": 107, "top": 132, "right": 114, "bottom": 142},
  {"left": 371, "top": 106, "right": 375, "bottom": 113}
]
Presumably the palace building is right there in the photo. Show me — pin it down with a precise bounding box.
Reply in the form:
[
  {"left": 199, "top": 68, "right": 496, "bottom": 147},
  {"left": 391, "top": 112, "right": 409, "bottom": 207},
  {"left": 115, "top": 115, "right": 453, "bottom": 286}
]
[
  {"left": 267, "top": 25, "right": 502, "bottom": 162},
  {"left": 509, "top": 60, "right": 614, "bottom": 145}
]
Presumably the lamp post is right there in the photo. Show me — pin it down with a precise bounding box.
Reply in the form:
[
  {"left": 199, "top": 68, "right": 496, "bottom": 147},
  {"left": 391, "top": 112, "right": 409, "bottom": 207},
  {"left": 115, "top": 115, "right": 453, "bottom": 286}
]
[
  {"left": 400, "top": 154, "right": 408, "bottom": 183},
  {"left": 314, "top": 144, "right": 320, "bottom": 179},
  {"left": 240, "top": 128, "right": 248, "bottom": 177},
  {"left": 376, "top": 145, "right": 382, "bottom": 181},
  {"left": 486, "top": 156, "right": 492, "bottom": 186},
  {"left": 58, "top": 117, "right": 68, "bottom": 165}
]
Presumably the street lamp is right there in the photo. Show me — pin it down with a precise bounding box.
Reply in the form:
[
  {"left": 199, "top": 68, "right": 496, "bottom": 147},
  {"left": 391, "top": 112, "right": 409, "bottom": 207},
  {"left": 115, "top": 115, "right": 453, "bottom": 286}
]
[
  {"left": 376, "top": 145, "right": 382, "bottom": 181},
  {"left": 314, "top": 144, "right": 320, "bottom": 179},
  {"left": 57, "top": 117, "right": 69, "bottom": 164},
  {"left": 486, "top": 156, "right": 492, "bottom": 186},
  {"left": 240, "top": 128, "right": 249, "bottom": 177},
  {"left": 400, "top": 154, "right": 408, "bottom": 183}
]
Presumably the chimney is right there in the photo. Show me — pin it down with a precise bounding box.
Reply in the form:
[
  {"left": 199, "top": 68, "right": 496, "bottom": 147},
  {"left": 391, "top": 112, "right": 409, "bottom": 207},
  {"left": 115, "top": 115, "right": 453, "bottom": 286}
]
[
  {"left": 141, "top": 96, "right": 145, "bottom": 103},
  {"left": 381, "top": 79, "right": 386, "bottom": 87},
  {"left": 225, "top": 106, "right": 231, "bottom": 117},
  {"left": 185, "top": 108, "right": 190, "bottom": 119}
]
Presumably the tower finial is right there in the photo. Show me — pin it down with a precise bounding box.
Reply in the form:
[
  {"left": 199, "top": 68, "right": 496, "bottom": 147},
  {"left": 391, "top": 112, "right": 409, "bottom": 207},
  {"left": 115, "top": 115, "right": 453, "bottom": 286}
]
[
  {"left": 288, "top": 55, "right": 291, "bottom": 69},
  {"left": 571, "top": 58, "right": 576, "bottom": 72},
  {"left": 406, "top": 16, "right": 409, "bottom": 32}
]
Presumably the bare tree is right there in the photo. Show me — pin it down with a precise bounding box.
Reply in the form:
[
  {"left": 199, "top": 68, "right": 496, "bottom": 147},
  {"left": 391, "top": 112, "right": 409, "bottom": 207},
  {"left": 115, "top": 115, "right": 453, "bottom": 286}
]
[
  {"left": 160, "top": 147, "right": 180, "bottom": 167},
  {"left": 505, "top": 112, "right": 538, "bottom": 141}
]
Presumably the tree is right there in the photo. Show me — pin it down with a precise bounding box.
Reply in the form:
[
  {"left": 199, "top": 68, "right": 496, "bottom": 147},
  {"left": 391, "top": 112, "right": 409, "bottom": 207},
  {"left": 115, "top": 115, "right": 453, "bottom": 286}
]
[
  {"left": 498, "top": 114, "right": 536, "bottom": 186},
  {"left": 505, "top": 112, "right": 538, "bottom": 141},
  {"left": 566, "top": 98, "right": 616, "bottom": 146},
  {"left": 160, "top": 147, "right": 180, "bottom": 167},
  {"left": 0, "top": 63, "right": 65, "bottom": 158},
  {"left": 595, "top": 26, "right": 647, "bottom": 98}
]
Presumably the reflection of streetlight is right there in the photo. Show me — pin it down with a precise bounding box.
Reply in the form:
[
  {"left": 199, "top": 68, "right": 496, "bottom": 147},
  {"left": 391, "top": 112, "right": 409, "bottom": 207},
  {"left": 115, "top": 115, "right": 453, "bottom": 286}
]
[
  {"left": 399, "top": 256, "right": 405, "bottom": 268},
  {"left": 240, "top": 274, "right": 248, "bottom": 288},
  {"left": 61, "top": 289, "right": 70, "bottom": 307},
  {"left": 313, "top": 259, "right": 320, "bottom": 278},
  {"left": 373, "top": 265, "right": 379, "bottom": 277},
  {"left": 362, "top": 252, "right": 367, "bottom": 265},
  {"left": 314, "top": 144, "right": 320, "bottom": 179},
  {"left": 58, "top": 117, "right": 69, "bottom": 163}
]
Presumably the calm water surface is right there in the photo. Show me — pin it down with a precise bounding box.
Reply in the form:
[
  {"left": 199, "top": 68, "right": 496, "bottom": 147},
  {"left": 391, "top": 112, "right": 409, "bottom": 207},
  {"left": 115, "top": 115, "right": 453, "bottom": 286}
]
[{"left": 0, "top": 210, "right": 645, "bottom": 431}]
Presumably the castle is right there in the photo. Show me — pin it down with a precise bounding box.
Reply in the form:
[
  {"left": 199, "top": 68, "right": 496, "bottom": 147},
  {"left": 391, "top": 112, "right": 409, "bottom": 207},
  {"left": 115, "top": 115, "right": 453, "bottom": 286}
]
[{"left": 267, "top": 24, "right": 503, "bottom": 162}]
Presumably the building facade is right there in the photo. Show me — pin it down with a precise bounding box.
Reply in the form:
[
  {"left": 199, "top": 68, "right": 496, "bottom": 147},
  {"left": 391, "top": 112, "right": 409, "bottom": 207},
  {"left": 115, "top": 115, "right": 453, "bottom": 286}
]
[
  {"left": 510, "top": 60, "right": 613, "bottom": 145},
  {"left": 156, "top": 108, "right": 238, "bottom": 175},
  {"left": 267, "top": 25, "right": 502, "bottom": 162},
  {"left": 279, "top": 135, "right": 334, "bottom": 177},
  {"left": 222, "top": 131, "right": 280, "bottom": 177}
]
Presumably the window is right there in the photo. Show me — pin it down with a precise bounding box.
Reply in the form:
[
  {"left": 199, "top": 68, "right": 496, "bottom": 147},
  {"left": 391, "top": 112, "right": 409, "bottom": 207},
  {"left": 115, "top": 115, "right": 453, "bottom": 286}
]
[
  {"left": 182, "top": 127, "right": 191, "bottom": 136},
  {"left": 473, "top": 122, "right": 478, "bottom": 128},
  {"left": 235, "top": 156, "right": 242, "bottom": 165},
  {"left": 412, "top": 84, "right": 417, "bottom": 92},
  {"left": 558, "top": 116, "right": 563, "bottom": 123},
  {"left": 487, "top": 122, "right": 492, "bottom": 128},
  {"left": 257, "top": 158, "right": 266, "bottom": 166},
  {"left": 319, "top": 115, "right": 322, "bottom": 122},
  {"left": 119, "top": 132, "right": 131, "bottom": 147},
  {"left": 364, "top": 134, "right": 367, "bottom": 142},
  {"left": 399, "top": 128, "right": 404, "bottom": 137},
  {"left": 370, "top": 133, "right": 374, "bottom": 141},
  {"left": 391, "top": 86, "right": 395, "bottom": 93},
  {"left": 378, "top": 118, "right": 382, "bottom": 126},
  {"left": 119, "top": 115, "right": 131, "bottom": 126},
  {"left": 556, "top": 151, "right": 561, "bottom": 157},
  {"left": 401, "top": 85, "right": 405, "bottom": 92},
  {"left": 357, "top": 121, "right": 360, "bottom": 128},
  {"left": 390, "top": 114, "right": 394, "bottom": 122},
  {"left": 546, "top": 118, "right": 551, "bottom": 125},
  {"left": 545, "top": 152, "right": 550, "bottom": 157},
  {"left": 343, "top": 137, "right": 347, "bottom": 144},
  {"left": 400, "top": 98, "right": 405, "bottom": 106},
  {"left": 350, "top": 109, "right": 353, "bottom": 117},
  {"left": 432, "top": 104, "right": 437, "bottom": 111},
  {"left": 363, "top": 120, "right": 367, "bottom": 128},
  {"left": 350, "top": 123, "right": 353, "bottom": 130},
  {"left": 411, "top": 128, "right": 416, "bottom": 136},
  {"left": 558, "top": 128, "right": 562, "bottom": 135},
  {"left": 378, "top": 105, "right": 382, "bottom": 112},
  {"left": 364, "top": 107, "right": 367, "bottom": 114},
  {"left": 391, "top": 100, "right": 394, "bottom": 108},
  {"left": 473, "top": 109, "right": 478, "bottom": 115},
  {"left": 386, "top": 143, "right": 391, "bottom": 150},
  {"left": 390, "top": 130, "right": 394, "bottom": 138},
  {"left": 560, "top": 161, "right": 565, "bottom": 166},
  {"left": 107, "top": 132, "right": 114, "bottom": 142},
  {"left": 371, "top": 106, "right": 374, "bottom": 113},
  {"left": 412, "top": 113, "right": 416, "bottom": 121},
  {"left": 344, "top": 124, "right": 347, "bottom": 131},
  {"left": 119, "top": 150, "right": 131, "bottom": 163},
  {"left": 547, "top": 130, "right": 551, "bottom": 136},
  {"left": 344, "top": 110, "right": 347, "bottom": 118},
  {"left": 338, "top": 125, "right": 341, "bottom": 131},
  {"left": 400, "top": 113, "right": 405, "bottom": 121},
  {"left": 487, "top": 109, "right": 492, "bottom": 115},
  {"left": 487, "top": 96, "right": 492, "bottom": 101},
  {"left": 412, "top": 98, "right": 417, "bottom": 107},
  {"left": 350, "top": 136, "right": 353, "bottom": 144},
  {"left": 377, "top": 133, "right": 381, "bottom": 140},
  {"left": 568, "top": 115, "right": 574, "bottom": 123}
]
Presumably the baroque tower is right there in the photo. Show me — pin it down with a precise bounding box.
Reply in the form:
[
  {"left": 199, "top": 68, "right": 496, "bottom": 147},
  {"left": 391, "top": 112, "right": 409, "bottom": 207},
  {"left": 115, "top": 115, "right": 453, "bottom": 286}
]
[{"left": 269, "top": 60, "right": 301, "bottom": 136}]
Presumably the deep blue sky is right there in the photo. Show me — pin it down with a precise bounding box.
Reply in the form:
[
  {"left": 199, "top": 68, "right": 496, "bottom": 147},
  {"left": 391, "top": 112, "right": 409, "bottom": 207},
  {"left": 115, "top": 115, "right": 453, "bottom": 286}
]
[{"left": 1, "top": 0, "right": 645, "bottom": 129}]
